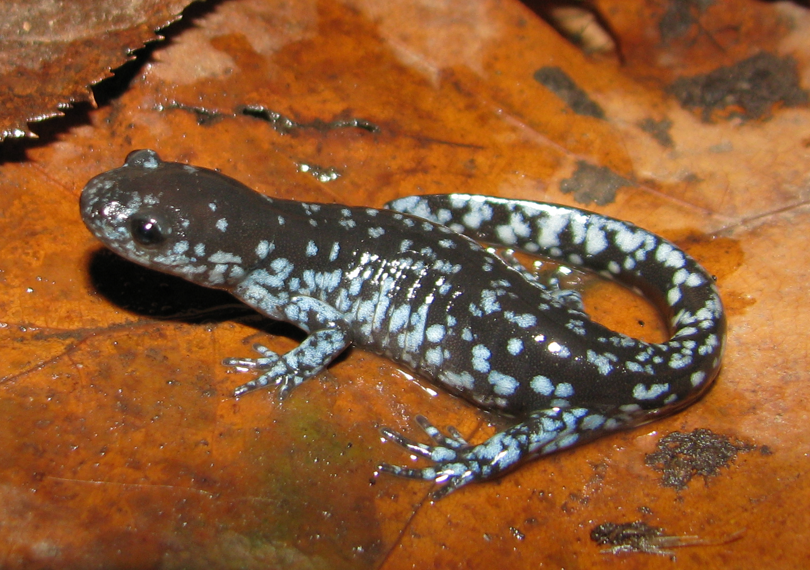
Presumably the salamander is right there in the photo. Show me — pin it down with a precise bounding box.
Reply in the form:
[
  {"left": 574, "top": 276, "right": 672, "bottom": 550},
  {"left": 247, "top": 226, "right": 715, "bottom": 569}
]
[{"left": 80, "top": 149, "right": 726, "bottom": 498}]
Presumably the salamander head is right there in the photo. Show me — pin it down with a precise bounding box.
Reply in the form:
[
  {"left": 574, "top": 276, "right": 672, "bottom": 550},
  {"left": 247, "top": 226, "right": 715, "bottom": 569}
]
[{"left": 81, "top": 149, "right": 276, "bottom": 288}]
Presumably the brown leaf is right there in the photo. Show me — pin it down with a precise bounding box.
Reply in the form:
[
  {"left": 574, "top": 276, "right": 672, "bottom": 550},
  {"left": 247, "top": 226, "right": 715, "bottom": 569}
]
[
  {"left": 1, "top": 0, "right": 809, "bottom": 568},
  {"left": 0, "top": 0, "right": 196, "bottom": 140}
]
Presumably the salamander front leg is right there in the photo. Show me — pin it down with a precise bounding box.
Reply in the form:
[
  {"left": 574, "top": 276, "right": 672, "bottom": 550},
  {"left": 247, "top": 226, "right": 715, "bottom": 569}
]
[
  {"left": 224, "top": 295, "right": 352, "bottom": 398},
  {"left": 379, "top": 407, "right": 618, "bottom": 499}
]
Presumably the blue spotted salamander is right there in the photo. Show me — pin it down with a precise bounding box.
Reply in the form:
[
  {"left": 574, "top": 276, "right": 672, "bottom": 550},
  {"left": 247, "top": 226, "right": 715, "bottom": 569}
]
[{"left": 81, "top": 150, "right": 726, "bottom": 498}]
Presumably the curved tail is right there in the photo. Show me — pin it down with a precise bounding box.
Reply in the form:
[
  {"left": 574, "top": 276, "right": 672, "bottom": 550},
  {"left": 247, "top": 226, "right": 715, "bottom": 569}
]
[{"left": 386, "top": 193, "right": 726, "bottom": 407}]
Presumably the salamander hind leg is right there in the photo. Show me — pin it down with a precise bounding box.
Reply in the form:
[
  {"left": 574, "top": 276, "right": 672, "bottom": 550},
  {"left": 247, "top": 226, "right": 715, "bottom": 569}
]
[
  {"left": 379, "top": 407, "right": 619, "bottom": 499},
  {"left": 492, "top": 248, "right": 587, "bottom": 314}
]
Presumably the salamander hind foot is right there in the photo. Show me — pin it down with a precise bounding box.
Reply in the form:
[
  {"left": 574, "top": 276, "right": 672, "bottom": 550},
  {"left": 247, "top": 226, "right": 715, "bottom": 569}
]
[
  {"left": 379, "top": 415, "right": 481, "bottom": 499},
  {"left": 379, "top": 407, "right": 614, "bottom": 499}
]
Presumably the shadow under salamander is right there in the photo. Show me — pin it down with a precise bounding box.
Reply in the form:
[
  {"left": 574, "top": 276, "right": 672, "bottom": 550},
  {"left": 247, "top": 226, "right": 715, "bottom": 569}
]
[{"left": 86, "top": 247, "right": 305, "bottom": 342}]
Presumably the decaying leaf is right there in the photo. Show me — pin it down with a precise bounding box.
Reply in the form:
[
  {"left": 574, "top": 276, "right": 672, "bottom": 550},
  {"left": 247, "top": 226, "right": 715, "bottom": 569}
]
[{"left": 0, "top": 0, "right": 197, "bottom": 140}]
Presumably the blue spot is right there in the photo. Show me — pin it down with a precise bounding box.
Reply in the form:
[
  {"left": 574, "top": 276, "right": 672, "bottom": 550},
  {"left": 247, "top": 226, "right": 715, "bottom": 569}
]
[
  {"left": 256, "top": 240, "right": 274, "bottom": 259},
  {"left": 632, "top": 383, "right": 670, "bottom": 400},
  {"left": 426, "top": 324, "right": 445, "bottom": 343},
  {"left": 554, "top": 382, "right": 574, "bottom": 397},
  {"left": 489, "top": 371, "right": 518, "bottom": 396},
  {"left": 472, "top": 345, "right": 491, "bottom": 373},
  {"left": 507, "top": 338, "right": 523, "bottom": 355},
  {"left": 530, "top": 375, "right": 553, "bottom": 395}
]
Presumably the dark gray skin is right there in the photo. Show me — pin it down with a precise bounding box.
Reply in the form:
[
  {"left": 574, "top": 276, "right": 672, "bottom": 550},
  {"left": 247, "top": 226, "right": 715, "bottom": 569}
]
[{"left": 81, "top": 150, "right": 725, "bottom": 497}]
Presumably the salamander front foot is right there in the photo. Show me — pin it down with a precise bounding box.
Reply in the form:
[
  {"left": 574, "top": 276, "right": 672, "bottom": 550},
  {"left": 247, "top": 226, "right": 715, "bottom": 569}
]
[{"left": 223, "top": 343, "right": 288, "bottom": 397}]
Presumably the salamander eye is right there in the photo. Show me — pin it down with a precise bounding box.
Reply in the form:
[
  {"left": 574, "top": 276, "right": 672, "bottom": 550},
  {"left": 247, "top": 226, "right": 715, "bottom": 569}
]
[{"left": 130, "top": 214, "right": 167, "bottom": 247}]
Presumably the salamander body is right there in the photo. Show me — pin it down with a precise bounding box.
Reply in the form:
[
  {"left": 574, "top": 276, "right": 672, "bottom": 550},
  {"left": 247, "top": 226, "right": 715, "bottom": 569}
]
[{"left": 80, "top": 150, "right": 725, "bottom": 497}]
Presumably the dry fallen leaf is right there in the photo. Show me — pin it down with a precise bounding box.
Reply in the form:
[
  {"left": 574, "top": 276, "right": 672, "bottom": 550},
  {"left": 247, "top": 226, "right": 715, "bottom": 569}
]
[
  {"left": 0, "top": 0, "right": 809, "bottom": 568},
  {"left": 0, "top": 0, "right": 195, "bottom": 140}
]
